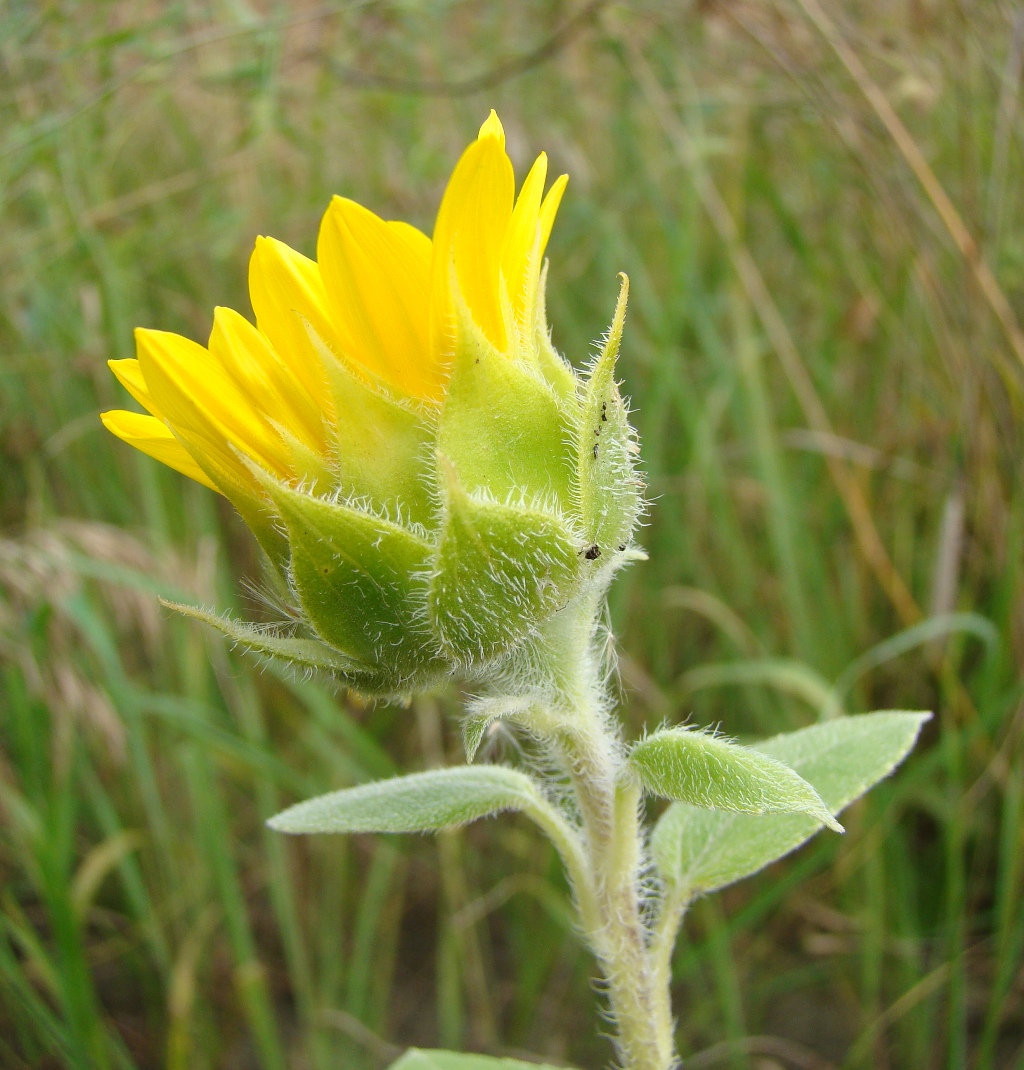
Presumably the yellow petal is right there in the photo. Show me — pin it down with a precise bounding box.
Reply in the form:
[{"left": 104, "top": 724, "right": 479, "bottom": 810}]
[
  {"left": 135, "top": 327, "right": 289, "bottom": 484},
  {"left": 318, "top": 196, "right": 437, "bottom": 398},
  {"left": 208, "top": 306, "right": 325, "bottom": 452},
  {"left": 501, "top": 153, "right": 548, "bottom": 323},
  {"left": 248, "top": 236, "right": 336, "bottom": 408},
  {"left": 388, "top": 219, "right": 433, "bottom": 265},
  {"left": 431, "top": 117, "right": 515, "bottom": 358},
  {"left": 100, "top": 409, "right": 220, "bottom": 492},
  {"left": 108, "top": 358, "right": 162, "bottom": 417},
  {"left": 537, "top": 172, "right": 568, "bottom": 257},
  {"left": 478, "top": 109, "right": 505, "bottom": 144},
  {"left": 514, "top": 172, "right": 569, "bottom": 344}
]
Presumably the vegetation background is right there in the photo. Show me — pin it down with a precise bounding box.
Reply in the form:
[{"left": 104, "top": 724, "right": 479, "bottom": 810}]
[{"left": 1, "top": 1, "right": 1022, "bottom": 1067}]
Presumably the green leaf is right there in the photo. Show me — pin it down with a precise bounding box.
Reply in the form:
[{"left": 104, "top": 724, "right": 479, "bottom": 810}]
[
  {"left": 262, "top": 479, "right": 438, "bottom": 676},
  {"left": 574, "top": 274, "right": 643, "bottom": 557},
  {"left": 462, "top": 696, "right": 536, "bottom": 762},
  {"left": 438, "top": 289, "right": 576, "bottom": 508},
  {"left": 630, "top": 728, "right": 840, "bottom": 830},
  {"left": 161, "top": 601, "right": 364, "bottom": 676},
  {"left": 428, "top": 462, "right": 581, "bottom": 663},
  {"left": 267, "top": 766, "right": 540, "bottom": 835},
  {"left": 651, "top": 711, "right": 930, "bottom": 897},
  {"left": 462, "top": 714, "right": 492, "bottom": 763},
  {"left": 389, "top": 1050, "right": 569, "bottom": 1070}
]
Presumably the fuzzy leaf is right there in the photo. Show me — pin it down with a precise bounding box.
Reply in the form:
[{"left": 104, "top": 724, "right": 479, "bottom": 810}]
[
  {"left": 389, "top": 1050, "right": 567, "bottom": 1070},
  {"left": 161, "top": 601, "right": 364, "bottom": 674},
  {"left": 462, "top": 716, "right": 492, "bottom": 764},
  {"left": 574, "top": 274, "right": 642, "bottom": 557},
  {"left": 428, "top": 464, "right": 581, "bottom": 663},
  {"left": 462, "top": 696, "right": 536, "bottom": 762},
  {"left": 630, "top": 728, "right": 839, "bottom": 830},
  {"left": 268, "top": 766, "right": 539, "bottom": 835},
  {"left": 262, "top": 479, "right": 438, "bottom": 676},
  {"left": 651, "top": 711, "right": 930, "bottom": 896},
  {"left": 439, "top": 291, "right": 576, "bottom": 508}
]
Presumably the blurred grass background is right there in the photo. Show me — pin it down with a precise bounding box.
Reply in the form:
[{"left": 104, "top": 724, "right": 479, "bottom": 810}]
[{"left": 1, "top": 0, "right": 1023, "bottom": 1067}]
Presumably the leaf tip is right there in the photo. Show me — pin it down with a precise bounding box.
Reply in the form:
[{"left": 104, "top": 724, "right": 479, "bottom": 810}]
[
  {"left": 266, "top": 805, "right": 303, "bottom": 835},
  {"left": 823, "top": 811, "right": 845, "bottom": 834}
]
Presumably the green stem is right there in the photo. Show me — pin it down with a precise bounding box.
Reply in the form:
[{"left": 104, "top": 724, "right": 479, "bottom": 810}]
[
  {"left": 650, "top": 883, "right": 690, "bottom": 1010},
  {"left": 534, "top": 640, "right": 677, "bottom": 1070},
  {"left": 570, "top": 758, "right": 676, "bottom": 1070},
  {"left": 520, "top": 791, "right": 600, "bottom": 935},
  {"left": 592, "top": 777, "right": 676, "bottom": 1070},
  {"left": 491, "top": 589, "right": 680, "bottom": 1068}
]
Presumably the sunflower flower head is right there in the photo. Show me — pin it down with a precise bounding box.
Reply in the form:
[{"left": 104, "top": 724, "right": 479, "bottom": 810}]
[{"left": 102, "top": 113, "right": 643, "bottom": 697}]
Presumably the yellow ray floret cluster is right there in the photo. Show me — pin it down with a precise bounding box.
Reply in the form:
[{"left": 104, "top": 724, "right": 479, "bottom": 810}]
[{"left": 101, "top": 111, "right": 567, "bottom": 498}]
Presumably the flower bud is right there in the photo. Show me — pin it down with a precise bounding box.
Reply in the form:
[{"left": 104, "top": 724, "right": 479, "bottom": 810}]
[{"left": 102, "top": 113, "right": 643, "bottom": 698}]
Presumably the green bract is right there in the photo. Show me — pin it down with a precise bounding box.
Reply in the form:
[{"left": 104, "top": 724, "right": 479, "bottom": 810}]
[{"left": 174, "top": 278, "right": 642, "bottom": 700}]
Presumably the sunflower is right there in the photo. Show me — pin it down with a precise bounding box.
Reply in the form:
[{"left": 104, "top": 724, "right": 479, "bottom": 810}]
[
  {"left": 100, "top": 111, "right": 639, "bottom": 696},
  {"left": 101, "top": 112, "right": 567, "bottom": 508}
]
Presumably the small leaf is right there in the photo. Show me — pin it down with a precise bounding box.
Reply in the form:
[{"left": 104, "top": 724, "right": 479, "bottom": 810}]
[
  {"left": 462, "top": 696, "right": 536, "bottom": 762},
  {"left": 574, "top": 274, "right": 643, "bottom": 556},
  {"left": 428, "top": 462, "right": 581, "bottom": 663},
  {"left": 162, "top": 601, "right": 364, "bottom": 675},
  {"left": 462, "top": 716, "right": 491, "bottom": 763},
  {"left": 268, "top": 766, "right": 540, "bottom": 835},
  {"left": 389, "top": 1050, "right": 569, "bottom": 1070},
  {"left": 651, "top": 711, "right": 930, "bottom": 897},
  {"left": 630, "top": 728, "right": 840, "bottom": 830}
]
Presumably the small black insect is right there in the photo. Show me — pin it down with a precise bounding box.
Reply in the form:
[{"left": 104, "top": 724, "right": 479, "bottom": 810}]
[
  {"left": 584, "top": 544, "right": 601, "bottom": 561},
  {"left": 617, "top": 544, "right": 626, "bottom": 552},
  {"left": 601, "top": 402, "right": 608, "bottom": 422},
  {"left": 592, "top": 443, "right": 599, "bottom": 459}
]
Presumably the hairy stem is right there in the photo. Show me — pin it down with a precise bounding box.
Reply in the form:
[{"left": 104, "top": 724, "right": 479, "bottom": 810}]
[
  {"left": 520, "top": 791, "right": 600, "bottom": 935},
  {"left": 560, "top": 727, "right": 671, "bottom": 1070},
  {"left": 591, "top": 778, "right": 676, "bottom": 1070},
  {"left": 505, "top": 592, "right": 678, "bottom": 1069},
  {"left": 549, "top": 696, "right": 676, "bottom": 1070},
  {"left": 650, "top": 883, "right": 690, "bottom": 1006}
]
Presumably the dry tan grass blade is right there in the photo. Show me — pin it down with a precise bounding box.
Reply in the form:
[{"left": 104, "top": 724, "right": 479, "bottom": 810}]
[
  {"left": 620, "top": 34, "right": 922, "bottom": 626},
  {"left": 796, "top": 0, "right": 1024, "bottom": 378}
]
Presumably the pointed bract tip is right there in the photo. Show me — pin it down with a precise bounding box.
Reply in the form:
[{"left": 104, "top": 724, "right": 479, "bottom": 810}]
[
  {"left": 595, "top": 272, "right": 630, "bottom": 374},
  {"left": 614, "top": 272, "right": 630, "bottom": 325}
]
